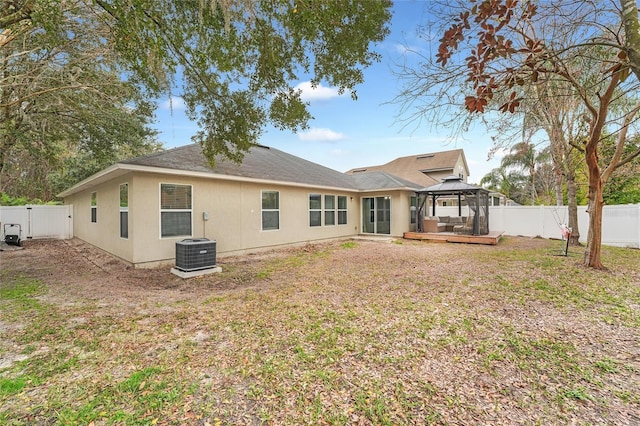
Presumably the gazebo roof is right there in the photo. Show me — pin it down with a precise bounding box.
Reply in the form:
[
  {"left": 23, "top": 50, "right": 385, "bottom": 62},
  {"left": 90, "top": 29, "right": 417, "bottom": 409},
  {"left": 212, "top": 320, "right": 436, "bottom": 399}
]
[{"left": 417, "top": 175, "right": 488, "bottom": 195}]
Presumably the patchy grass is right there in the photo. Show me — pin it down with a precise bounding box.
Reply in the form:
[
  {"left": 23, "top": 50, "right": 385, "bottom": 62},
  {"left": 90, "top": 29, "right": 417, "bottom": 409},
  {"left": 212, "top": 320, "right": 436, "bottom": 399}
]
[
  {"left": 0, "top": 237, "right": 639, "bottom": 424},
  {"left": 0, "top": 277, "right": 43, "bottom": 300},
  {"left": 0, "top": 276, "right": 45, "bottom": 317},
  {"left": 341, "top": 241, "right": 358, "bottom": 249}
]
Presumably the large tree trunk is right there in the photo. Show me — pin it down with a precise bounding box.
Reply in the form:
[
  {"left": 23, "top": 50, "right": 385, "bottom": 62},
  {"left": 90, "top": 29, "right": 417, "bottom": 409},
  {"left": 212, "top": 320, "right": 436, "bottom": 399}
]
[
  {"left": 583, "top": 148, "right": 604, "bottom": 268},
  {"left": 580, "top": 61, "right": 622, "bottom": 268},
  {"left": 584, "top": 193, "right": 604, "bottom": 268},
  {"left": 554, "top": 168, "right": 563, "bottom": 206},
  {"left": 529, "top": 165, "right": 536, "bottom": 206},
  {"left": 621, "top": 0, "right": 640, "bottom": 82},
  {"left": 565, "top": 172, "right": 581, "bottom": 246}
]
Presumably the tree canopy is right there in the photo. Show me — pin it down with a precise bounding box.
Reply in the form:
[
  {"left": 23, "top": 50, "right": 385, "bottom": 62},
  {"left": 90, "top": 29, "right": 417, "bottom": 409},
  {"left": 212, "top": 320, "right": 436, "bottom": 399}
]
[
  {"left": 1, "top": 0, "right": 393, "bottom": 200},
  {"left": 397, "top": 0, "right": 640, "bottom": 268},
  {"left": 1, "top": 0, "right": 161, "bottom": 199},
  {"left": 95, "top": 0, "right": 392, "bottom": 161}
]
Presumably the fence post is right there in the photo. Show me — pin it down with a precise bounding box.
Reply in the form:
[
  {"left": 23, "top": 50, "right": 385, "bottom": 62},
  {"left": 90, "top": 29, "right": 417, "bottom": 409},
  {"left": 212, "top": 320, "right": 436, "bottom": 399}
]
[
  {"left": 67, "top": 205, "right": 74, "bottom": 239},
  {"left": 637, "top": 204, "right": 640, "bottom": 249},
  {"left": 26, "top": 205, "right": 33, "bottom": 239}
]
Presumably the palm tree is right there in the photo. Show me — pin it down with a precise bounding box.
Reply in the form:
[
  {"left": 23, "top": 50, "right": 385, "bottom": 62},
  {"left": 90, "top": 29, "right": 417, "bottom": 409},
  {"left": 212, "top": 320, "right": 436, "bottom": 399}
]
[
  {"left": 480, "top": 167, "right": 528, "bottom": 205},
  {"left": 500, "top": 141, "right": 550, "bottom": 205}
]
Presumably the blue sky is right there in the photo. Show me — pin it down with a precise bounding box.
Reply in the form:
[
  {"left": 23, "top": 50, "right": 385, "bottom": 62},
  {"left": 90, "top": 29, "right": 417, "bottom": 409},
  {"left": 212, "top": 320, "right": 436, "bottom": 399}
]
[{"left": 153, "top": 1, "right": 505, "bottom": 183}]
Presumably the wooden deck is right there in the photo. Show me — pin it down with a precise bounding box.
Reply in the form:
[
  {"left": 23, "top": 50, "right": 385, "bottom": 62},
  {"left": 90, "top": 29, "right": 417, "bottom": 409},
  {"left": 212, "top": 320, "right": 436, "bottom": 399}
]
[{"left": 403, "top": 230, "right": 504, "bottom": 245}]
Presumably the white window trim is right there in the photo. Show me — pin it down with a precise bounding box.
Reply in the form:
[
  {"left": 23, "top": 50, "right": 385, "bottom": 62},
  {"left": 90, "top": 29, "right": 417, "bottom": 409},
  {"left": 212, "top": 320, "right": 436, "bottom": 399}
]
[
  {"left": 309, "top": 193, "right": 322, "bottom": 227},
  {"left": 337, "top": 195, "right": 348, "bottom": 226},
  {"left": 159, "top": 183, "right": 193, "bottom": 239},
  {"left": 90, "top": 192, "right": 97, "bottom": 223},
  {"left": 360, "top": 195, "right": 392, "bottom": 235},
  {"left": 119, "top": 183, "right": 129, "bottom": 239},
  {"left": 324, "top": 194, "right": 336, "bottom": 227},
  {"left": 261, "top": 190, "right": 280, "bottom": 231},
  {"left": 307, "top": 194, "right": 348, "bottom": 227}
]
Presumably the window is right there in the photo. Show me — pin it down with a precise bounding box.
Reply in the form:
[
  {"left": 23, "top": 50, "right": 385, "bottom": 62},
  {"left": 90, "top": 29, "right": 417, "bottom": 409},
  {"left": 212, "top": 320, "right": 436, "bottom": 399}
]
[
  {"left": 90, "top": 192, "right": 97, "bottom": 223},
  {"left": 362, "top": 196, "right": 391, "bottom": 234},
  {"left": 120, "top": 183, "right": 129, "bottom": 239},
  {"left": 309, "top": 194, "right": 322, "bottom": 227},
  {"left": 324, "top": 195, "right": 336, "bottom": 226},
  {"left": 160, "top": 184, "right": 192, "bottom": 237},
  {"left": 338, "top": 196, "right": 347, "bottom": 225},
  {"left": 262, "top": 191, "right": 279, "bottom": 230}
]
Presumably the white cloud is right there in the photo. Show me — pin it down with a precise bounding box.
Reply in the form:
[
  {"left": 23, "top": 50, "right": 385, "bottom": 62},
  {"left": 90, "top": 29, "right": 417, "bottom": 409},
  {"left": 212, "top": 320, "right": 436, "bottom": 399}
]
[
  {"left": 299, "top": 128, "right": 345, "bottom": 142},
  {"left": 294, "top": 81, "right": 343, "bottom": 102},
  {"left": 490, "top": 147, "right": 509, "bottom": 160},
  {"left": 161, "top": 96, "right": 186, "bottom": 110}
]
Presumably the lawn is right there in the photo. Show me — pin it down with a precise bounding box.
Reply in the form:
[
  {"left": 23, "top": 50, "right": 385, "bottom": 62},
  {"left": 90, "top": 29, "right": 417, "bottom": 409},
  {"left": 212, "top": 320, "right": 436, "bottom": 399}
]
[{"left": 0, "top": 237, "right": 639, "bottom": 425}]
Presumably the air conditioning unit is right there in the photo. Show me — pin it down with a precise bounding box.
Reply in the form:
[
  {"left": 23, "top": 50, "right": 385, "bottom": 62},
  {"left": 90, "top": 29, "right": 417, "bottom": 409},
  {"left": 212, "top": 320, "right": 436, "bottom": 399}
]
[{"left": 175, "top": 238, "right": 216, "bottom": 272}]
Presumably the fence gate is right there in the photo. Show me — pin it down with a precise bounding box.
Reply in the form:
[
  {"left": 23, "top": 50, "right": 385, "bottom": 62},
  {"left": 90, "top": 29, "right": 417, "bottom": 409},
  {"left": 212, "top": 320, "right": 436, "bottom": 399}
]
[{"left": 0, "top": 205, "right": 73, "bottom": 240}]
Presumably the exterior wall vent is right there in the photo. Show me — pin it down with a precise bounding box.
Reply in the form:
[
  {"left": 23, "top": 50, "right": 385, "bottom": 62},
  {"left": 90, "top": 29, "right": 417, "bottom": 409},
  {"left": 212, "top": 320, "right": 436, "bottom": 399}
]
[{"left": 175, "top": 238, "right": 216, "bottom": 272}]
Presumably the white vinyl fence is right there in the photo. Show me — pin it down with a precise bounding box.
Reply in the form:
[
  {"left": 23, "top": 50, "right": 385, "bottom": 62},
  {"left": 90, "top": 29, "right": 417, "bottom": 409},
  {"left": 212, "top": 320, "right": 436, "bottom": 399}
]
[
  {"left": 2, "top": 203, "right": 639, "bottom": 248},
  {"left": 0, "top": 205, "right": 73, "bottom": 240},
  {"left": 434, "top": 204, "right": 640, "bottom": 248}
]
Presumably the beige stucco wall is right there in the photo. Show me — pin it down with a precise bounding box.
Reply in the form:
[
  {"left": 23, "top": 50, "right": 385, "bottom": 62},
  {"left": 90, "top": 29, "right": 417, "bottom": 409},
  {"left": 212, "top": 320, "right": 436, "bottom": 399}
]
[
  {"left": 65, "top": 172, "right": 416, "bottom": 266},
  {"left": 66, "top": 174, "right": 134, "bottom": 263},
  {"left": 454, "top": 156, "right": 469, "bottom": 181},
  {"left": 358, "top": 190, "right": 413, "bottom": 237},
  {"left": 129, "top": 172, "right": 363, "bottom": 265},
  {"left": 427, "top": 157, "right": 468, "bottom": 184},
  {"left": 395, "top": 191, "right": 416, "bottom": 234},
  {"left": 428, "top": 170, "right": 452, "bottom": 184}
]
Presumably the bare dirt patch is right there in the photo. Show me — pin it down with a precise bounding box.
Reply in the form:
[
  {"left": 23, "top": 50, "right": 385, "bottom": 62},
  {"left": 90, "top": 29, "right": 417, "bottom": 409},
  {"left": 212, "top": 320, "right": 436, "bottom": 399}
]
[{"left": 1, "top": 237, "right": 639, "bottom": 425}]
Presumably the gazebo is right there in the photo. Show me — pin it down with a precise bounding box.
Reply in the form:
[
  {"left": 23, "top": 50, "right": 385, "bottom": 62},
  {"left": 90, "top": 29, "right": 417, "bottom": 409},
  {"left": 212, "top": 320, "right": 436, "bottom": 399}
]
[{"left": 415, "top": 175, "right": 490, "bottom": 235}]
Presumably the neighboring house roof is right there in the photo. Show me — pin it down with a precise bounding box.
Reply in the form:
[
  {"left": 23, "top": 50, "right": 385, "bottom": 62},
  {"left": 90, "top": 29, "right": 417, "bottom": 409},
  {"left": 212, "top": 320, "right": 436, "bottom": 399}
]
[
  {"left": 59, "top": 144, "right": 419, "bottom": 198},
  {"left": 346, "top": 149, "right": 469, "bottom": 187}
]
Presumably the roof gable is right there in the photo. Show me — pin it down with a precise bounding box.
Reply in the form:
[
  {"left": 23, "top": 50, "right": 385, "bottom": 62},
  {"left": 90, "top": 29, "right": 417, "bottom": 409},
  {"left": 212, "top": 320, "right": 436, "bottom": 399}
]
[
  {"left": 351, "top": 171, "right": 423, "bottom": 191},
  {"left": 346, "top": 149, "right": 468, "bottom": 187}
]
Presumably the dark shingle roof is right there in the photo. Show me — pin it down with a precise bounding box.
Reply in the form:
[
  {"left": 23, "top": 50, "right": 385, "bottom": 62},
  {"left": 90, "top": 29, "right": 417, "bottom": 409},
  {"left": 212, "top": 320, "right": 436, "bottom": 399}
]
[
  {"left": 121, "top": 143, "right": 359, "bottom": 189},
  {"left": 417, "top": 175, "right": 488, "bottom": 195},
  {"left": 351, "top": 171, "right": 423, "bottom": 191},
  {"left": 59, "top": 143, "right": 450, "bottom": 198}
]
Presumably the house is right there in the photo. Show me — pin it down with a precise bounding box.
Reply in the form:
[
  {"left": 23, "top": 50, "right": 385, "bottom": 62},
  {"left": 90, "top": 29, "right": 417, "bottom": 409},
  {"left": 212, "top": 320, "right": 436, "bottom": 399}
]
[
  {"left": 346, "top": 149, "right": 469, "bottom": 188},
  {"left": 346, "top": 149, "right": 470, "bottom": 208},
  {"left": 59, "top": 143, "right": 424, "bottom": 267}
]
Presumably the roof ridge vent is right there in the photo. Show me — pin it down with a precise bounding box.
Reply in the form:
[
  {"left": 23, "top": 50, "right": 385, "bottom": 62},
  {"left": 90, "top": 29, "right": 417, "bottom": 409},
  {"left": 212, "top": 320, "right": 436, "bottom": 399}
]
[{"left": 416, "top": 154, "right": 435, "bottom": 159}]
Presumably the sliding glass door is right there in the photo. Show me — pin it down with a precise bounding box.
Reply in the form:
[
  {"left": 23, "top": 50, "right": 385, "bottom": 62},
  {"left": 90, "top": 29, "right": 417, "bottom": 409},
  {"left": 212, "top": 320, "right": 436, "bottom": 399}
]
[{"left": 362, "top": 196, "right": 391, "bottom": 234}]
